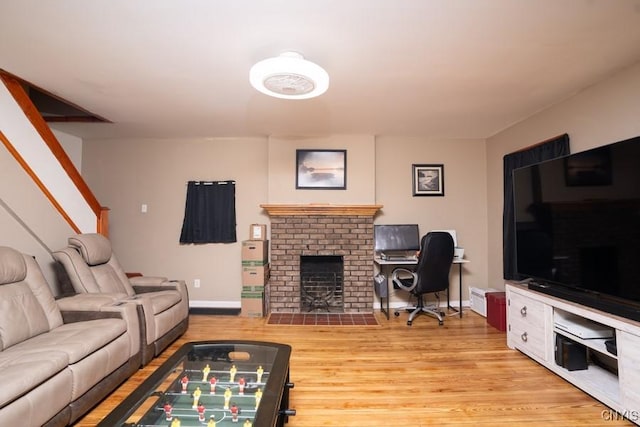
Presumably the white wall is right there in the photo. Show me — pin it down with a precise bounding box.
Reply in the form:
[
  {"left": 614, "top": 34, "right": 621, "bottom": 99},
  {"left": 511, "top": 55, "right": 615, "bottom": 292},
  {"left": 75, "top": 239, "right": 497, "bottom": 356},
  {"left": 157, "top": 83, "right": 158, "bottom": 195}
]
[
  {"left": 375, "top": 136, "right": 488, "bottom": 305},
  {"left": 53, "top": 129, "right": 83, "bottom": 171},
  {"left": 267, "top": 135, "right": 376, "bottom": 204},
  {"left": 81, "top": 137, "right": 269, "bottom": 307},
  {"left": 0, "top": 82, "right": 96, "bottom": 233},
  {"left": 0, "top": 144, "right": 76, "bottom": 290}
]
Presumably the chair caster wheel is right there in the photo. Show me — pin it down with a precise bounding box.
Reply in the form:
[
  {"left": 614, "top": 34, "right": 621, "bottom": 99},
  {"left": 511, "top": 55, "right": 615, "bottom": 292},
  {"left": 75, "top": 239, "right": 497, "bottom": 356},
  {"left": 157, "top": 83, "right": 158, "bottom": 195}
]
[
  {"left": 394, "top": 311, "right": 400, "bottom": 317},
  {"left": 407, "top": 320, "right": 412, "bottom": 326},
  {"left": 438, "top": 320, "right": 444, "bottom": 326}
]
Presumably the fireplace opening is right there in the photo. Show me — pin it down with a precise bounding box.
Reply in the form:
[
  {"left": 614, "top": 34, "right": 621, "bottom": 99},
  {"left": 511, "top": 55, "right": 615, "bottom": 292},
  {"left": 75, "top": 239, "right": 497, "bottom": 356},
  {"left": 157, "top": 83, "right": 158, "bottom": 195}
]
[{"left": 300, "top": 255, "right": 344, "bottom": 312}]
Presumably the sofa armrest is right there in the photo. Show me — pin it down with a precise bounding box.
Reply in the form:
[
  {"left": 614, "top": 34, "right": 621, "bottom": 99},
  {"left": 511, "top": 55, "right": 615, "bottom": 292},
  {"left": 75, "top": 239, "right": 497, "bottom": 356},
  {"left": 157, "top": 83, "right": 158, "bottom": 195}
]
[
  {"left": 56, "top": 293, "right": 123, "bottom": 312},
  {"left": 56, "top": 295, "right": 142, "bottom": 361},
  {"left": 56, "top": 294, "right": 136, "bottom": 323},
  {"left": 129, "top": 275, "right": 168, "bottom": 286},
  {"left": 132, "top": 285, "right": 177, "bottom": 294},
  {"left": 132, "top": 279, "right": 188, "bottom": 298}
]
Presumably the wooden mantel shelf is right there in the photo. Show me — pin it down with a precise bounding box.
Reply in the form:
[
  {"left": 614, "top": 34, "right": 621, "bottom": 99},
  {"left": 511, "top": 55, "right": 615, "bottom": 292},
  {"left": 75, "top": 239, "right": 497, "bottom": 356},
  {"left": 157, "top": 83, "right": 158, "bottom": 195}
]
[{"left": 260, "top": 204, "right": 383, "bottom": 216}]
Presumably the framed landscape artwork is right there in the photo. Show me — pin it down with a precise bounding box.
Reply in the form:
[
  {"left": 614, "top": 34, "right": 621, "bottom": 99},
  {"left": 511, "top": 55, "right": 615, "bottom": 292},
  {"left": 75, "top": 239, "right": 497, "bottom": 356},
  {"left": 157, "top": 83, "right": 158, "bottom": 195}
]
[
  {"left": 296, "top": 149, "right": 347, "bottom": 189},
  {"left": 413, "top": 164, "right": 444, "bottom": 196}
]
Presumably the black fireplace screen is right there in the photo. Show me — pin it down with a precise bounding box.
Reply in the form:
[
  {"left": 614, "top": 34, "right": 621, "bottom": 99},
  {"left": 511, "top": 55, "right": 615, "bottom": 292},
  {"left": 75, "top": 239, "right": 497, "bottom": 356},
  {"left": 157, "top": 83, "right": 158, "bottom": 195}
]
[{"left": 300, "top": 256, "right": 344, "bottom": 312}]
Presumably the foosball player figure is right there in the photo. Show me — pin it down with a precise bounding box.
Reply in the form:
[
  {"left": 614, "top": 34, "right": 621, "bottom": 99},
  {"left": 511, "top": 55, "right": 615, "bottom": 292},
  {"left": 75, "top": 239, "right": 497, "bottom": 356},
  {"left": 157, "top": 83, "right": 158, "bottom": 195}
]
[
  {"left": 197, "top": 401, "right": 206, "bottom": 422},
  {"left": 180, "top": 374, "right": 189, "bottom": 394},
  {"left": 254, "top": 387, "right": 263, "bottom": 409},
  {"left": 230, "top": 403, "right": 240, "bottom": 422},
  {"left": 170, "top": 417, "right": 181, "bottom": 427},
  {"left": 229, "top": 364, "right": 237, "bottom": 383},
  {"left": 207, "top": 415, "right": 217, "bottom": 427},
  {"left": 202, "top": 363, "right": 211, "bottom": 382},
  {"left": 238, "top": 376, "right": 246, "bottom": 395},
  {"left": 256, "top": 365, "right": 264, "bottom": 383},
  {"left": 163, "top": 401, "right": 173, "bottom": 421},
  {"left": 192, "top": 386, "right": 202, "bottom": 409},
  {"left": 223, "top": 386, "right": 233, "bottom": 409},
  {"left": 243, "top": 419, "right": 252, "bottom": 427},
  {"left": 209, "top": 376, "right": 217, "bottom": 394}
]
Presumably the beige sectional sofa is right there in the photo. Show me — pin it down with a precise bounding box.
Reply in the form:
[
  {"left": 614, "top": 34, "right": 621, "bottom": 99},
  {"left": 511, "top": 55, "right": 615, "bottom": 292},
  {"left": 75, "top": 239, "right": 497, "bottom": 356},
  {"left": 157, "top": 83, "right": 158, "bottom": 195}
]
[{"left": 0, "top": 246, "right": 141, "bottom": 426}]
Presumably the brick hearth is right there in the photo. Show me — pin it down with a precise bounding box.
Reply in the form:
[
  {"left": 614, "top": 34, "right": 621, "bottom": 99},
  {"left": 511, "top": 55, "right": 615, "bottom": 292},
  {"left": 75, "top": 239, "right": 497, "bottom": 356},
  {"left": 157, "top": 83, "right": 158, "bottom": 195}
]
[{"left": 261, "top": 204, "right": 382, "bottom": 314}]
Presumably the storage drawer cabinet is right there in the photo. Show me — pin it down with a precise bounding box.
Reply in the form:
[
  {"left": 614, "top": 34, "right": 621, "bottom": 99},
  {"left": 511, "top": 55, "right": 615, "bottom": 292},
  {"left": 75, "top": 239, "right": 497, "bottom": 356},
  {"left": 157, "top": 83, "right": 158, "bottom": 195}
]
[{"left": 507, "top": 288, "right": 548, "bottom": 361}]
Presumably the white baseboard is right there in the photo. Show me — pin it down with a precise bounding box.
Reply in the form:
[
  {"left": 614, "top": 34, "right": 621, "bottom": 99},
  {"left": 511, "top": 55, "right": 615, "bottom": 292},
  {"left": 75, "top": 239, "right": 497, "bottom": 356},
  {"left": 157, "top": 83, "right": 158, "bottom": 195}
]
[{"left": 189, "top": 300, "right": 241, "bottom": 309}]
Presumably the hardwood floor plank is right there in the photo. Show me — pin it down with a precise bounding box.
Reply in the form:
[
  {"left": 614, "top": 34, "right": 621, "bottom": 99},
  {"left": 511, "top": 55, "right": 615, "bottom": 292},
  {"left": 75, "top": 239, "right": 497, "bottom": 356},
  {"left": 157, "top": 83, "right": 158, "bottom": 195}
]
[{"left": 73, "top": 310, "right": 633, "bottom": 426}]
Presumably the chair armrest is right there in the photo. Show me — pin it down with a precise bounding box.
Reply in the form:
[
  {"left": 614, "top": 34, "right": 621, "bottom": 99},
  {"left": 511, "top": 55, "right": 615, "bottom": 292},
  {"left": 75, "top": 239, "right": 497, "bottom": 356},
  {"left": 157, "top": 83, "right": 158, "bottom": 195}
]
[{"left": 391, "top": 267, "right": 418, "bottom": 292}]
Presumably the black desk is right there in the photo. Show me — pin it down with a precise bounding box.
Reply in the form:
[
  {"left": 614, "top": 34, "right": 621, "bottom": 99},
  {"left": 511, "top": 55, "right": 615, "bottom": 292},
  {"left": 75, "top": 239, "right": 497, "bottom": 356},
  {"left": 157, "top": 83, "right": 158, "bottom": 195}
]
[{"left": 374, "top": 257, "right": 470, "bottom": 319}]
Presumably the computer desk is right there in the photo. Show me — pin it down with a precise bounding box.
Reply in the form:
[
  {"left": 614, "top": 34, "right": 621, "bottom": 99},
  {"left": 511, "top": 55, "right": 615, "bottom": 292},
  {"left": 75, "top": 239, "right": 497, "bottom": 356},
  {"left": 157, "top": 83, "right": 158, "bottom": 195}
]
[{"left": 374, "top": 256, "right": 470, "bottom": 320}]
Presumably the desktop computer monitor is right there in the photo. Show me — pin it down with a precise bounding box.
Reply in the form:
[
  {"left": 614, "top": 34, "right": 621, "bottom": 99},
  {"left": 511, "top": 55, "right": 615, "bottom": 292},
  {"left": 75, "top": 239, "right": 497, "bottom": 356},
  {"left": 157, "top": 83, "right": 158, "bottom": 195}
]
[{"left": 374, "top": 224, "right": 421, "bottom": 253}]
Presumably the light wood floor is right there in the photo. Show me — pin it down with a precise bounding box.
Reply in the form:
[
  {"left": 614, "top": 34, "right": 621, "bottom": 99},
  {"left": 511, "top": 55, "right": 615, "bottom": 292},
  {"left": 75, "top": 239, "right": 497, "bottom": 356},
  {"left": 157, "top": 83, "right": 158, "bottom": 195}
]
[{"left": 74, "top": 309, "right": 633, "bottom": 426}]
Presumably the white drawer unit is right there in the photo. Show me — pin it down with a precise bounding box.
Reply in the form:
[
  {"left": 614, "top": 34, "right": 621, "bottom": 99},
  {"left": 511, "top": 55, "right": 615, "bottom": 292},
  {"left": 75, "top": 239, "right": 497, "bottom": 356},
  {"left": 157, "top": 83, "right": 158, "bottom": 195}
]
[
  {"left": 507, "top": 286, "right": 549, "bottom": 361},
  {"left": 506, "top": 283, "right": 640, "bottom": 425}
]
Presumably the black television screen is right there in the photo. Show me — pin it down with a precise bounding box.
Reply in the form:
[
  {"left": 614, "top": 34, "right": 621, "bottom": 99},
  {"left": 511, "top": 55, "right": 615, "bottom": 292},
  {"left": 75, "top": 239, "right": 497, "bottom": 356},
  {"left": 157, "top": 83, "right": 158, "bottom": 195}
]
[
  {"left": 374, "top": 224, "right": 420, "bottom": 252},
  {"left": 512, "top": 135, "right": 640, "bottom": 321}
]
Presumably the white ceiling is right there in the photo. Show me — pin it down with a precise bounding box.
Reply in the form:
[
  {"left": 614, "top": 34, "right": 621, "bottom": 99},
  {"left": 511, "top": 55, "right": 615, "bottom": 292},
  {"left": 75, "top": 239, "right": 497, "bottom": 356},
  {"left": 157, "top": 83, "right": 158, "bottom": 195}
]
[{"left": 2, "top": 0, "right": 640, "bottom": 140}]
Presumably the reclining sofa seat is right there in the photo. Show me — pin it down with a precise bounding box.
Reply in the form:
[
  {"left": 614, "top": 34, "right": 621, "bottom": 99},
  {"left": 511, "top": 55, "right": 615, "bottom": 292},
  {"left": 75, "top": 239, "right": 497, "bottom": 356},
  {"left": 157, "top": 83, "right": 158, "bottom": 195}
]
[
  {"left": 0, "top": 246, "right": 140, "bottom": 427},
  {"left": 53, "top": 233, "right": 189, "bottom": 366}
]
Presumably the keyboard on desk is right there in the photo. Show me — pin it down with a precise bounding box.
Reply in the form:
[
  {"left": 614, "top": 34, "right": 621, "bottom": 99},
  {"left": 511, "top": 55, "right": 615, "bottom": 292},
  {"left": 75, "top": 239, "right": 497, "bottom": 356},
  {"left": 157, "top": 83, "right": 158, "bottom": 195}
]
[{"left": 379, "top": 252, "right": 417, "bottom": 262}]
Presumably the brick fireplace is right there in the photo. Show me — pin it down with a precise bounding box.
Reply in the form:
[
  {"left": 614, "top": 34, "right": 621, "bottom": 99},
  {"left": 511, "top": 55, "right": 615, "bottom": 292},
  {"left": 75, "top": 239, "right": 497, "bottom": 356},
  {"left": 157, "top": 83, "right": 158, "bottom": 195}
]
[{"left": 261, "top": 204, "right": 382, "bottom": 314}]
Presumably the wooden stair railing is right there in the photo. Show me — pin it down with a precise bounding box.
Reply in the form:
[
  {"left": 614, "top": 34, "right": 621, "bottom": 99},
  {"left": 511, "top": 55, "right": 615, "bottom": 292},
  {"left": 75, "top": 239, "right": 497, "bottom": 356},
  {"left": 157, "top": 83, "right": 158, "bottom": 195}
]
[{"left": 0, "top": 70, "right": 109, "bottom": 237}]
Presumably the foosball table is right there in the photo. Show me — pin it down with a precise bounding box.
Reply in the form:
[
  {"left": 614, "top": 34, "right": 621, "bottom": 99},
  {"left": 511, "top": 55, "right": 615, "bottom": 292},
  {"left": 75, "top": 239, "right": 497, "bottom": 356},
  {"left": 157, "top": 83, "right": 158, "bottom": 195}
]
[{"left": 98, "top": 341, "right": 295, "bottom": 426}]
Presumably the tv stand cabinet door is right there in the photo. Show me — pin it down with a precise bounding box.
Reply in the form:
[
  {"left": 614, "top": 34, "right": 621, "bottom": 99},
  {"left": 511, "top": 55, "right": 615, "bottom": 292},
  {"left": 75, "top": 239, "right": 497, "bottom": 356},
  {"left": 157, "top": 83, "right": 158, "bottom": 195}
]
[
  {"left": 618, "top": 330, "right": 640, "bottom": 415},
  {"left": 506, "top": 285, "right": 550, "bottom": 362}
]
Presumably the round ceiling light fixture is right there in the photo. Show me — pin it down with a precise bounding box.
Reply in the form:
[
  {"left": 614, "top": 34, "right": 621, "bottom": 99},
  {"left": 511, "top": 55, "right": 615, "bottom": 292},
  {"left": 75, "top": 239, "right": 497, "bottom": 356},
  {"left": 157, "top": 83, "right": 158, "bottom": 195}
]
[{"left": 249, "top": 51, "right": 329, "bottom": 100}]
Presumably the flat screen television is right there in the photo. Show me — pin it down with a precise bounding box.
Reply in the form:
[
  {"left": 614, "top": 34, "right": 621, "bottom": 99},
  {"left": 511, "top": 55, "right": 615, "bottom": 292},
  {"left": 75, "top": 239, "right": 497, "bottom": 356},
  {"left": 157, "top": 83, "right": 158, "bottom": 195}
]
[
  {"left": 512, "top": 135, "right": 640, "bottom": 322},
  {"left": 374, "top": 224, "right": 420, "bottom": 253}
]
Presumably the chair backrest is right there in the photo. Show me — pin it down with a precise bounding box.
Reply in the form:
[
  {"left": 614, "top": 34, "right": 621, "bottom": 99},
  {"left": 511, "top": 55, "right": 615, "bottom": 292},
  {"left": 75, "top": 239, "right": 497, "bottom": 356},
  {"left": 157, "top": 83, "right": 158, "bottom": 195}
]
[
  {"left": 53, "top": 233, "right": 135, "bottom": 296},
  {"left": 0, "top": 247, "right": 63, "bottom": 350},
  {"left": 413, "top": 231, "right": 455, "bottom": 294}
]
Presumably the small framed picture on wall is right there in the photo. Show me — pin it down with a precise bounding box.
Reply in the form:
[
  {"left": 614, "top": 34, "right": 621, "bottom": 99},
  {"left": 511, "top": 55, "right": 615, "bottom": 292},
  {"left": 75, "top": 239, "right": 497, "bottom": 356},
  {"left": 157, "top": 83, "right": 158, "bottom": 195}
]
[{"left": 412, "top": 164, "right": 444, "bottom": 196}]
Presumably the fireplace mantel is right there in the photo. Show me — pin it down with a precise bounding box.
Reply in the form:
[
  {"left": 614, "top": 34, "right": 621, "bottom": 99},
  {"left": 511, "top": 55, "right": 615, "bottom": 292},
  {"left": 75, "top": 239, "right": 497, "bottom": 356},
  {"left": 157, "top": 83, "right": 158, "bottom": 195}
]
[{"left": 260, "top": 204, "right": 383, "bottom": 216}]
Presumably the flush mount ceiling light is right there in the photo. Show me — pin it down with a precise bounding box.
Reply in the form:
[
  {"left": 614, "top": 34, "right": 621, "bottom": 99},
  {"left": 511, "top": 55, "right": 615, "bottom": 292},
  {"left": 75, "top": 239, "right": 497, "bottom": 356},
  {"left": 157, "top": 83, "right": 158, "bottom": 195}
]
[{"left": 249, "top": 51, "right": 329, "bottom": 100}]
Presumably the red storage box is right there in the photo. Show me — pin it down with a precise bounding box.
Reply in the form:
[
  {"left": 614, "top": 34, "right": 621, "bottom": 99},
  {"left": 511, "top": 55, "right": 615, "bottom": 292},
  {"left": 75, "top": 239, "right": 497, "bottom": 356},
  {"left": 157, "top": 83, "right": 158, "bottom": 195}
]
[{"left": 487, "top": 291, "right": 507, "bottom": 331}]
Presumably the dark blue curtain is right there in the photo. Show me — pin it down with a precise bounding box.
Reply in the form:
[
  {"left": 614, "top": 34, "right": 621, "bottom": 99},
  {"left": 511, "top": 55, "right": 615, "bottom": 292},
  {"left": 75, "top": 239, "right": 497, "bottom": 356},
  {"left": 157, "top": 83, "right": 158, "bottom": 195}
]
[
  {"left": 503, "top": 134, "right": 570, "bottom": 280},
  {"left": 180, "top": 181, "right": 237, "bottom": 244}
]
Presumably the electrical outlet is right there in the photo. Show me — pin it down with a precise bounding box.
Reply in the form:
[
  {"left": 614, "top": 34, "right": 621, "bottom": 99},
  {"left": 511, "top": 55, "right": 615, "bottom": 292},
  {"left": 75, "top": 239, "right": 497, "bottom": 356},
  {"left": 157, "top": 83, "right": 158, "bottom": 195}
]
[
  {"left": 141, "top": 204, "right": 148, "bottom": 213},
  {"left": 194, "top": 279, "right": 201, "bottom": 288}
]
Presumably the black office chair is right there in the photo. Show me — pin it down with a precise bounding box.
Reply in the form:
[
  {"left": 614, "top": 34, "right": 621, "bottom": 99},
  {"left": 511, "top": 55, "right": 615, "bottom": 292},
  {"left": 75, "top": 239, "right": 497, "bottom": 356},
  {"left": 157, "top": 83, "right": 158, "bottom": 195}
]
[{"left": 391, "top": 231, "right": 455, "bottom": 326}]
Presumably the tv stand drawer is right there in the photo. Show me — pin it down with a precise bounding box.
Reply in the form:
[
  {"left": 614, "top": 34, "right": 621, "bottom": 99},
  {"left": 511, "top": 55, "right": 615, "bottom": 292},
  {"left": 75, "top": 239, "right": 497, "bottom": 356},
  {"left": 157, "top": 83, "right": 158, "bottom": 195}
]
[{"left": 507, "top": 290, "right": 547, "bottom": 360}]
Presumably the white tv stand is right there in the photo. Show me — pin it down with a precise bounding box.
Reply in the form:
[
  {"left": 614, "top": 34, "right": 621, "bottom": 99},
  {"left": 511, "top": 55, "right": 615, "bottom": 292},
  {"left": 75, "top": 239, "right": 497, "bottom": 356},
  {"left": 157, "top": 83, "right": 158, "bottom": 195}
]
[{"left": 506, "top": 283, "right": 640, "bottom": 424}]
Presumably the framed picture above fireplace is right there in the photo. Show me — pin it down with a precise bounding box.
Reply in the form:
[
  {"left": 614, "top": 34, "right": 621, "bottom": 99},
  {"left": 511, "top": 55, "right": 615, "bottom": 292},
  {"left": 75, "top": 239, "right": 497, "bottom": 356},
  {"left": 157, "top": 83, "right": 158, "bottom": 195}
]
[{"left": 296, "top": 149, "right": 347, "bottom": 189}]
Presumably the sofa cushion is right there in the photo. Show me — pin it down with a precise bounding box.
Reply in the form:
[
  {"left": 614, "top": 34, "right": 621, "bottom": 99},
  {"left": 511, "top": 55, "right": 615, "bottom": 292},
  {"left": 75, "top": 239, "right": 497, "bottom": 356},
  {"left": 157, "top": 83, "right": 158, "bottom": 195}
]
[
  {"left": 22, "top": 254, "right": 64, "bottom": 331},
  {"left": 6, "top": 319, "right": 127, "bottom": 364},
  {"left": 146, "top": 290, "right": 182, "bottom": 314},
  {"left": 0, "top": 350, "right": 69, "bottom": 408},
  {"left": 0, "top": 282, "right": 50, "bottom": 351}
]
